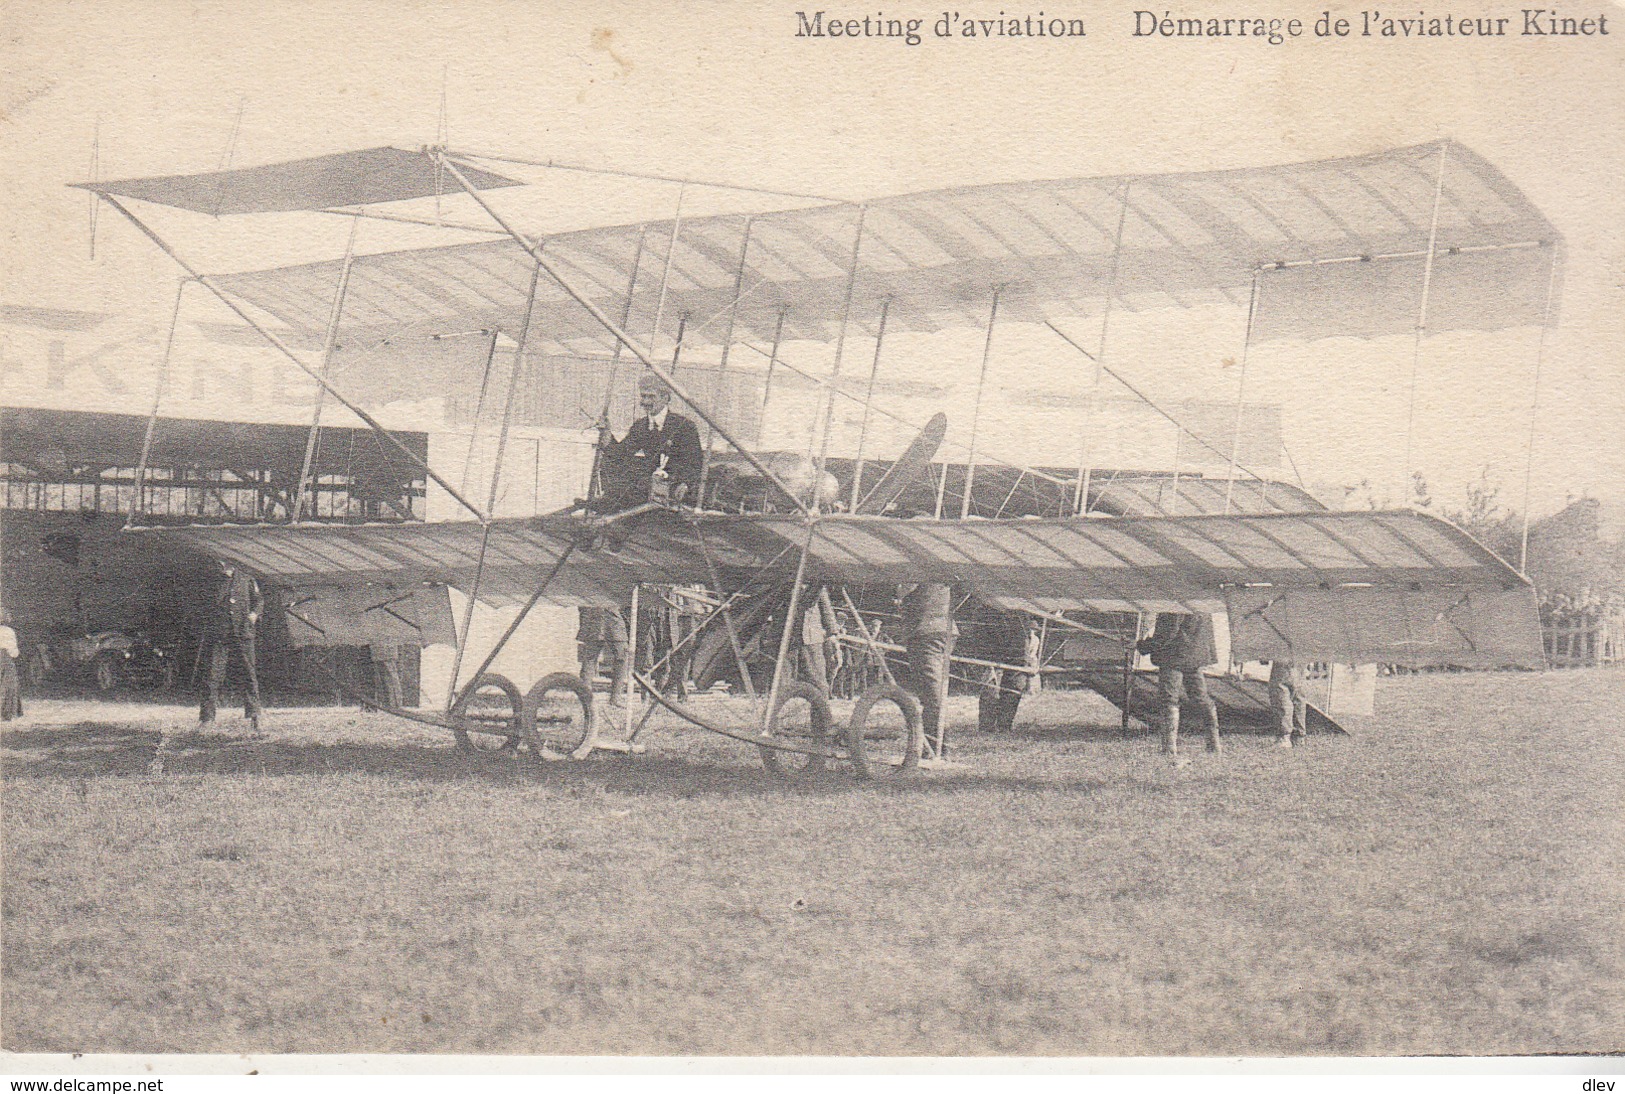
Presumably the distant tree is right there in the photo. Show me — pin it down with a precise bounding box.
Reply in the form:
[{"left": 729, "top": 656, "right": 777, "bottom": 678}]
[
  {"left": 1341, "top": 477, "right": 1385, "bottom": 511},
  {"left": 1525, "top": 497, "right": 1623, "bottom": 601},
  {"left": 1410, "top": 470, "right": 1433, "bottom": 511},
  {"left": 1435, "top": 466, "right": 1521, "bottom": 563}
]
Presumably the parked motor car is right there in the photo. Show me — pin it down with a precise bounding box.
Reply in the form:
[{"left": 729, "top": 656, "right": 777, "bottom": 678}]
[{"left": 80, "top": 631, "right": 177, "bottom": 691}]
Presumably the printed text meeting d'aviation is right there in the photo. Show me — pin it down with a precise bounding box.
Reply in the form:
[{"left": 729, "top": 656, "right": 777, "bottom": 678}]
[{"left": 791, "top": 8, "right": 1610, "bottom": 43}]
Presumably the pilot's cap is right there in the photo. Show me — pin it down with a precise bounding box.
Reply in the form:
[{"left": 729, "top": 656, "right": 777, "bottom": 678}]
[{"left": 637, "top": 373, "right": 672, "bottom": 397}]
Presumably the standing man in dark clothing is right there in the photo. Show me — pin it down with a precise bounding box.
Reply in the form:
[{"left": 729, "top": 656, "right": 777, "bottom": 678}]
[
  {"left": 577, "top": 606, "right": 630, "bottom": 707},
  {"left": 900, "top": 583, "right": 957, "bottom": 759},
  {"left": 594, "top": 373, "right": 705, "bottom": 512},
  {"left": 794, "top": 586, "right": 844, "bottom": 698},
  {"left": 199, "top": 562, "right": 264, "bottom": 728},
  {"left": 1137, "top": 611, "right": 1221, "bottom": 759},
  {"left": 370, "top": 640, "right": 405, "bottom": 710},
  {"left": 1269, "top": 659, "right": 1308, "bottom": 748},
  {"left": 972, "top": 600, "right": 1036, "bottom": 735}
]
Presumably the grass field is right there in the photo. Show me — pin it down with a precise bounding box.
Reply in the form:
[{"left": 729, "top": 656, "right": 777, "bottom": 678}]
[{"left": 3, "top": 668, "right": 1623, "bottom": 1056}]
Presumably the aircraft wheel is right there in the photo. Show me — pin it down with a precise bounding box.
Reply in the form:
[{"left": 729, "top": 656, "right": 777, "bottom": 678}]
[
  {"left": 94, "top": 657, "right": 118, "bottom": 692},
  {"left": 759, "top": 682, "right": 833, "bottom": 779},
  {"left": 845, "top": 684, "right": 922, "bottom": 780},
  {"left": 450, "top": 673, "right": 525, "bottom": 753},
  {"left": 527, "top": 671, "right": 595, "bottom": 758}
]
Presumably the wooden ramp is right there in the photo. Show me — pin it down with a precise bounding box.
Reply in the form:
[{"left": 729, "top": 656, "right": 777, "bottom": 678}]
[{"left": 1074, "top": 667, "right": 1351, "bottom": 736}]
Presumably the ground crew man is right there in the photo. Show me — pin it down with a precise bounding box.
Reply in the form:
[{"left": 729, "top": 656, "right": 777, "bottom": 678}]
[
  {"left": 972, "top": 600, "right": 1037, "bottom": 735},
  {"left": 1269, "top": 659, "right": 1308, "bottom": 748},
  {"left": 1137, "top": 611, "right": 1221, "bottom": 759},
  {"left": 900, "top": 582, "right": 957, "bottom": 759},
  {"left": 199, "top": 562, "right": 264, "bottom": 728},
  {"left": 577, "top": 606, "right": 630, "bottom": 707}
]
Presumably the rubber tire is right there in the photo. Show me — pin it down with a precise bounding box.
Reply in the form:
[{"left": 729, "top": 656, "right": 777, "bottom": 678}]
[
  {"left": 759, "top": 682, "right": 834, "bottom": 780},
  {"left": 846, "top": 683, "right": 923, "bottom": 780},
  {"left": 94, "top": 657, "right": 117, "bottom": 692},
  {"left": 450, "top": 673, "right": 525, "bottom": 753},
  {"left": 526, "top": 671, "right": 595, "bottom": 758}
]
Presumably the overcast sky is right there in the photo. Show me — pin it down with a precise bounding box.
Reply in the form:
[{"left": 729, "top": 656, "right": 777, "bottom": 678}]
[{"left": 2, "top": 0, "right": 1621, "bottom": 518}]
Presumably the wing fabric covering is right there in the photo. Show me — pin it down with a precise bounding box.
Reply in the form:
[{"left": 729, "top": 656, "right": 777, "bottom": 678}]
[
  {"left": 73, "top": 147, "right": 521, "bottom": 215},
  {"left": 201, "top": 140, "right": 1560, "bottom": 373},
  {"left": 1086, "top": 476, "right": 1326, "bottom": 517},
  {"left": 153, "top": 509, "right": 1541, "bottom": 669}
]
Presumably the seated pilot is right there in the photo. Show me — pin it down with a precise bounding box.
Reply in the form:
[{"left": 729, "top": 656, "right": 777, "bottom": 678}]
[{"left": 592, "top": 373, "right": 704, "bottom": 513}]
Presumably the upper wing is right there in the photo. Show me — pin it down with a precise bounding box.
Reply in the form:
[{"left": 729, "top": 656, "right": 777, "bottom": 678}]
[
  {"left": 148, "top": 507, "right": 1541, "bottom": 669},
  {"left": 129, "top": 141, "right": 1558, "bottom": 368}
]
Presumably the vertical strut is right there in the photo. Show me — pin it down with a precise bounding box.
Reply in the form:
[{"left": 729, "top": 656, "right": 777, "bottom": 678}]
[
  {"left": 435, "top": 154, "right": 808, "bottom": 514},
  {"left": 960, "top": 287, "right": 1002, "bottom": 519},
  {"left": 1223, "top": 269, "right": 1263, "bottom": 514},
  {"left": 763, "top": 528, "right": 816, "bottom": 732},
  {"left": 625, "top": 584, "right": 640, "bottom": 736},
  {"left": 849, "top": 297, "right": 891, "bottom": 512},
  {"left": 96, "top": 193, "right": 488, "bottom": 522},
  {"left": 649, "top": 184, "right": 688, "bottom": 359},
  {"left": 295, "top": 216, "right": 361, "bottom": 521},
  {"left": 814, "top": 207, "right": 869, "bottom": 493},
  {"left": 587, "top": 226, "right": 651, "bottom": 501},
  {"left": 1401, "top": 141, "right": 1449, "bottom": 505},
  {"left": 1519, "top": 249, "right": 1560, "bottom": 575},
  {"left": 700, "top": 217, "right": 756, "bottom": 502},
  {"left": 457, "top": 332, "right": 503, "bottom": 496},
  {"left": 444, "top": 264, "right": 544, "bottom": 711},
  {"left": 758, "top": 306, "right": 789, "bottom": 438},
  {"left": 1076, "top": 181, "right": 1131, "bottom": 517},
  {"left": 127, "top": 277, "right": 191, "bottom": 530}
]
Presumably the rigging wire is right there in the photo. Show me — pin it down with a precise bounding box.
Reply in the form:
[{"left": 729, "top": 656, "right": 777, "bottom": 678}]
[
  {"left": 457, "top": 331, "right": 503, "bottom": 496},
  {"left": 447, "top": 147, "right": 847, "bottom": 204},
  {"left": 127, "top": 278, "right": 192, "bottom": 530},
  {"left": 1043, "top": 321, "right": 1272, "bottom": 488},
  {"left": 1222, "top": 268, "right": 1264, "bottom": 514},
  {"left": 960, "top": 286, "right": 1001, "bottom": 519},
  {"left": 1401, "top": 140, "right": 1449, "bottom": 506},
  {"left": 209, "top": 97, "right": 247, "bottom": 218},
  {"left": 849, "top": 297, "right": 892, "bottom": 511},
  {"left": 87, "top": 117, "right": 100, "bottom": 260},
  {"left": 314, "top": 207, "right": 507, "bottom": 235},
  {"left": 729, "top": 336, "right": 1074, "bottom": 488},
  {"left": 1518, "top": 250, "right": 1560, "bottom": 575},
  {"left": 295, "top": 215, "right": 361, "bottom": 522},
  {"left": 1076, "top": 180, "right": 1131, "bottom": 516},
  {"left": 813, "top": 206, "right": 869, "bottom": 495},
  {"left": 435, "top": 63, "right": 449, "bottom": 225},
  {"left": 648, "top": 183, "right": 688, "bottom": 361},
  {"left": 699, "top": 218, "right": 756, "bottom": 500}
]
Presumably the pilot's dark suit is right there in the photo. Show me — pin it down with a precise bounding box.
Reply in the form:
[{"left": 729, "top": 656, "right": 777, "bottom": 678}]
[{"left": 595, "top": 409, "right": 704, "bottom": 513}]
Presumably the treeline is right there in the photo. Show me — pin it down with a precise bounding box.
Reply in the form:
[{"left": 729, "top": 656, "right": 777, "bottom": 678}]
[{"left": 1412, "top": 470, "right": 1624, "bottom": 615}]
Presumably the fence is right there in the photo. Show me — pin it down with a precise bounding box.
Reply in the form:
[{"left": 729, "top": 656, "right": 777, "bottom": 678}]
[{"left": 1542, "top": 614, "right": 1625, "bottom": 668}]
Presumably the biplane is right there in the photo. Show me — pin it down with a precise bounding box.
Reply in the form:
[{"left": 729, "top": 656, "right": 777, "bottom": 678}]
[{"left": 74, "top": 139, "right": 1557, "bottom": 777}]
